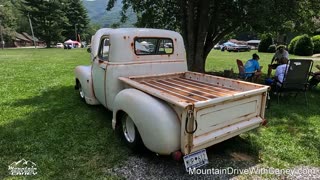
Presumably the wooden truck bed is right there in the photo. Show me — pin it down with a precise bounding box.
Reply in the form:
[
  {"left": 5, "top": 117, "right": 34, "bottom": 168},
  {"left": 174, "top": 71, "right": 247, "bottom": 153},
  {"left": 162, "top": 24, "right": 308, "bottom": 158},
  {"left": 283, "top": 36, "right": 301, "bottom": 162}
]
[{"left": 119, "top": 71, "right": 268, "bottom": 108}]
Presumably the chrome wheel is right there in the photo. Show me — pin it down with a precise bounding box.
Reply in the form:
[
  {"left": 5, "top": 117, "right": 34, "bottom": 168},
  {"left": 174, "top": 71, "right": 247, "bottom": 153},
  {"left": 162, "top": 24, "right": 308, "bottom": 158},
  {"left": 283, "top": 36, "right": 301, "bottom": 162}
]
[
  {"left": 79, "top": 84, "right": 85, "bottom": 99},
  {"left": 122, "top": 115, "right": 136, "bottom": 143}
]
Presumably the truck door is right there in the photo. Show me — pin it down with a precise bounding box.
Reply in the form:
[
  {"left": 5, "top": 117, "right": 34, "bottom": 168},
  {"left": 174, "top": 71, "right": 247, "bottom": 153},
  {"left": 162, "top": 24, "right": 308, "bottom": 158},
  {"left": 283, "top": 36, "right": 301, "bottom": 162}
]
[{"left": 92, "top": 36, "right": 110, "bottom": 106}]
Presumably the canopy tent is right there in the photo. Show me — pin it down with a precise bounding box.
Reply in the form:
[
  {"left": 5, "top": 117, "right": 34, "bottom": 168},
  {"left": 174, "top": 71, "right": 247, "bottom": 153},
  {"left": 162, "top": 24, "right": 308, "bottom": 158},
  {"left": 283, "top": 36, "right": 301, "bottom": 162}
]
[
  {"left": 135, "top": 41, "right": 149, "bottom": 52},
  {"left": 64, "top": 39, "right": 81, "bottom": 48}
]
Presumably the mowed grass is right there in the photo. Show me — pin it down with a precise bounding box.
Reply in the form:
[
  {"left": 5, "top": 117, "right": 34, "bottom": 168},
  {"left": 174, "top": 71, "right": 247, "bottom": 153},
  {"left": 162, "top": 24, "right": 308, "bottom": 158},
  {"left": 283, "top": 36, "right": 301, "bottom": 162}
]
[
  {"left": 0, "top": 48, "right": 129, "bottom": 179},
  {"left": 0, "top": 48, "right": 319, "bottom": 179}
]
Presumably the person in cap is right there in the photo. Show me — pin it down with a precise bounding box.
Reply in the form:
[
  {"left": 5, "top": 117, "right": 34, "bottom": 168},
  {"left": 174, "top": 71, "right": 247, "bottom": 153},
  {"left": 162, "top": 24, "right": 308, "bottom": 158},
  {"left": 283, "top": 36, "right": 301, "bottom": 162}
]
[
  {"left": 267, "top": 46, "right": 289, "bottom": 78},
  {"left": 244, "top": 53, "right": 262, "bottom": 83}
]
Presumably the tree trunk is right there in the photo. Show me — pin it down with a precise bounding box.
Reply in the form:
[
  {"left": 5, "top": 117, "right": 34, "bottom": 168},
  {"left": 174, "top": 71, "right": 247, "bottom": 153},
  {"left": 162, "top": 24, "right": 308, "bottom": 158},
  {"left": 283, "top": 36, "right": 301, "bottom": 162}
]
[
  {"left": 184, "top": 0, "right": 211, "bottom": 73},
  {"left": 193, "top": 0, "right": 210, "bottom": 73},
  {"left": 182, "top": 1, "right": 241, "bottom": 73},
  {"left": 180, "top": 0, "right": 240, "bottom": 73},
  {"left": 185, "top": 0, "right": 195, "bottom": 71},
  {"left": 46, "top": 40, "right": 51, "bottom": 48}
]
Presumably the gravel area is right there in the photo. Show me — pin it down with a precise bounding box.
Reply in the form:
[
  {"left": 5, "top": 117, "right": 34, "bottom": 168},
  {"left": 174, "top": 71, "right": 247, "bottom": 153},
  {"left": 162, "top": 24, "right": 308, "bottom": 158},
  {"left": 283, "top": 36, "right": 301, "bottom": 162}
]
[{"left": 106, "top": 148, "right": 320, "bottom": 180}]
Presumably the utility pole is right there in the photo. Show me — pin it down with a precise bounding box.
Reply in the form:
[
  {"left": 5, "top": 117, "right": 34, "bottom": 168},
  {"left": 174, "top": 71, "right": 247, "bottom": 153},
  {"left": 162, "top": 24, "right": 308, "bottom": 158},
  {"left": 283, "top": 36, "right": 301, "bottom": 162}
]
[
  {"left": 0, "top": 5, "right": 3, "bottom": 49},
  {"left": 0, "top": 19, "right": 4, "bottom": 50},
  {"left": 28, "top": 13, "right": 36, "bottom": 48}
]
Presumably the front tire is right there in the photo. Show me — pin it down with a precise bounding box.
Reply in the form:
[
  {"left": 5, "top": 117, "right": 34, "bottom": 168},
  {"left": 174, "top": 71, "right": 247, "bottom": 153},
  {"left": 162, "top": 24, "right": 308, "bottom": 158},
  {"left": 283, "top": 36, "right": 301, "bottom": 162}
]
[{"left": 120, "top": 114, "right": 143, "bottom": 151}]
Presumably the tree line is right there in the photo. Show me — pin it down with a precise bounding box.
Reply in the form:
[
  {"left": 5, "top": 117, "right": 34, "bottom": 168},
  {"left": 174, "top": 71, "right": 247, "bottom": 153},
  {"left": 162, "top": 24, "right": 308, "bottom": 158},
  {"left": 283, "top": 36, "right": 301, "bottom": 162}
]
[{"left": 0, "top": 0, "right": 98, "bottom": 48}]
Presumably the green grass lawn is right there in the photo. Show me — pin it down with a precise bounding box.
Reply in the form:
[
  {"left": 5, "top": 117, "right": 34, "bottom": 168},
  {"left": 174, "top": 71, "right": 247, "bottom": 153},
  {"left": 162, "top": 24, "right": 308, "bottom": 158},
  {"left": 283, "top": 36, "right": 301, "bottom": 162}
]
[
  {"left": 0, "top": 48, "right": 129, "bottom": 179},
  {"left": 0, "top": 48, "right": 319, "bottom": 179}
]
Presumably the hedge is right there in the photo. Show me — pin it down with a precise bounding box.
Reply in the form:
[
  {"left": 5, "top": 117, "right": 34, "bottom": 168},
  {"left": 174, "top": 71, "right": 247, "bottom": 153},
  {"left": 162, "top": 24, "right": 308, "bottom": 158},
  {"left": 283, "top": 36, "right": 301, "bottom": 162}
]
[
  {"left": 312, "top": 35, "right": 320, "bottom": 54},
  {"left": 293, "top": 34, "right": 313, "bottom": 56},
  {"left": 288, "top": 35, "right": 301, "bottom": 54}
]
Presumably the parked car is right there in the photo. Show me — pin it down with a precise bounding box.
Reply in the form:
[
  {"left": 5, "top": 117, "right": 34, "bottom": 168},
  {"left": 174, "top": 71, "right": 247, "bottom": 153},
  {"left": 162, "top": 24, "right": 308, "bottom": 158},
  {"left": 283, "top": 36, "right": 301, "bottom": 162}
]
[
  {"left": 226, "top": 44, "right": 250, "bottom": 52},
  {"left": 213, "top": 43, "right": 221, "bottom": 50},
  {"left": 56, "top": 43, "right": 64, "bottom": 48}
]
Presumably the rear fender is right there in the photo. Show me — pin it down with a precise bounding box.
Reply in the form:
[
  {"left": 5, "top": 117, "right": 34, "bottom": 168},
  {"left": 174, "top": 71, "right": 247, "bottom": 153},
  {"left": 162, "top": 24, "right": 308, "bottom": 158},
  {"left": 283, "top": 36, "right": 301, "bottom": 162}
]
[
  {"left": 74, "top": 65, "right": 99, "bottom": 105},
  {"left": 113, "top": 88, "right": 180, "bottom": 155}
]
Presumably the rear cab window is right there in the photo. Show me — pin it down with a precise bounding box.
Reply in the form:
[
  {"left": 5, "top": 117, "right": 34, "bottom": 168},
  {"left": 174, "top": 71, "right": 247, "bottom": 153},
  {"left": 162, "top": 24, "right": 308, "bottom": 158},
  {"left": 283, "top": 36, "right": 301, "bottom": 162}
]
[{"left": 134, "top": 38, "right": 173, "bottom": 55}]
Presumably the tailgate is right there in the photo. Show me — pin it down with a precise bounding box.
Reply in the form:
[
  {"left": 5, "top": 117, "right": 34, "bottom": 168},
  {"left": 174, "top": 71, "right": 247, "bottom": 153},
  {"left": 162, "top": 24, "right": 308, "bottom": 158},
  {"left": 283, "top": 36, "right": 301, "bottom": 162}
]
[{"left": 183, "top": 90, "right": 268, "bottom": 154}]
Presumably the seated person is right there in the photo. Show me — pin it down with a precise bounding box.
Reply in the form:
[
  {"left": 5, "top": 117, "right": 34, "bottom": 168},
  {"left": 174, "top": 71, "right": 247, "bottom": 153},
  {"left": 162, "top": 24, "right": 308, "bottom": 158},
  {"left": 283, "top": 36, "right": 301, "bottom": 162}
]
[
  {"left": 274, "top": 57, "right": 289, "bottom": 86},
  {"left": 309, "top": 64, "right": 320, "bottom": 89},
  {"left": 244, "top": 53, "right": 262, "bottom": 82},
  {"left": 267, "top": 46, "right": 289, "bottom": 78}
]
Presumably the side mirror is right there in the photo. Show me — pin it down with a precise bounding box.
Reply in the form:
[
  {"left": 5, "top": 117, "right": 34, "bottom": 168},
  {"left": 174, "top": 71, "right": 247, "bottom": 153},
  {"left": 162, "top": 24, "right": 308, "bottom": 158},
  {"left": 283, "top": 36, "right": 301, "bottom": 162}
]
[{"left": 87, "top": 47, "right": 91, "bottom": 53}]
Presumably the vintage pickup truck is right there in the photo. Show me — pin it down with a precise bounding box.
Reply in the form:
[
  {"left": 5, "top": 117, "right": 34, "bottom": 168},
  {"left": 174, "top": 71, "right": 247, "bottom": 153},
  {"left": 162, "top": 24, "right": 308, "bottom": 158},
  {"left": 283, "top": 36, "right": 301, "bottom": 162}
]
[{"left": 74, "top": 28, "right": 269, "bottom": 160}]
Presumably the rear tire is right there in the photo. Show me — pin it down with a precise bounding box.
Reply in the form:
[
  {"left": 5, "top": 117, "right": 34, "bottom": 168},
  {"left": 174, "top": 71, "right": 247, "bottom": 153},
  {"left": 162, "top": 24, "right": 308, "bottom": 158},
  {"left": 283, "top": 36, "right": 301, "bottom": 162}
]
[{"left": 120, "top": 113, "right": 143, "bottom": 151}]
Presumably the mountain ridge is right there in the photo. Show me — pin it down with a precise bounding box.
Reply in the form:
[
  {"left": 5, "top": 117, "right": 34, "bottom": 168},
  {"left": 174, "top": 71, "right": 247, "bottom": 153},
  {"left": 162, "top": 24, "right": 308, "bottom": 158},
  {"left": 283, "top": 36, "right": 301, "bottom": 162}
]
[{"left": 82, "top": 0, "right": 136, "bottom": 27}]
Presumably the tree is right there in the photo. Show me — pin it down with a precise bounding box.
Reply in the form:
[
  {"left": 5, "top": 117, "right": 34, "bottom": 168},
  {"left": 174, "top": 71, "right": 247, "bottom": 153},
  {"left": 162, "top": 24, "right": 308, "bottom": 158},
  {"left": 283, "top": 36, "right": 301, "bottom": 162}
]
[
  {"left": 258, "top": 34, "right": 273, "bottom": 53},
  {"left": 85, "top": 22, "right": 101, "bottom": 42},
  {"left": 20, "top": 0, "right": 67, "bottom": 47},
  {"left": 107, "top": 0, "right": 320, "bottom": 72},
  {"left": 0, "top": 0, "right": 17, "bottom": 43},
  {"left": 62, "top": 0, "right": 89, "bottom": 42}
]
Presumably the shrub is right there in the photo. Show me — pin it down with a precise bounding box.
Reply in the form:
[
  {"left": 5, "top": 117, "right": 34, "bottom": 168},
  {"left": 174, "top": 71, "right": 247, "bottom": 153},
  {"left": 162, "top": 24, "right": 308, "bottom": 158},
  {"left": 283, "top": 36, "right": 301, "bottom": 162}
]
[
  {"left": 268, "top": 45, "right": 276, "bottom": 53},
  {"left": 294, "top": 34, "right": 314, "bottom": 56},
  {"left": 258, "top": 33, "right": 273, "bottom": 52},
  {"left": 312, "top": 35, "right": 320, "bottom": 54},
  {"left": 288, "top": 35, "right": 301, "bottom": 54}
]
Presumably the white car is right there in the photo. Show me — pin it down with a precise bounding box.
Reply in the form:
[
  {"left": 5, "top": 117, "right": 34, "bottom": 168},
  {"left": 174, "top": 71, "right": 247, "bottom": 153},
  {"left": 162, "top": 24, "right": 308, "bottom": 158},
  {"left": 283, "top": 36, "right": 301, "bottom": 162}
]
[{"left": 56, "top": 43, "right": 64, "bottom": 48}]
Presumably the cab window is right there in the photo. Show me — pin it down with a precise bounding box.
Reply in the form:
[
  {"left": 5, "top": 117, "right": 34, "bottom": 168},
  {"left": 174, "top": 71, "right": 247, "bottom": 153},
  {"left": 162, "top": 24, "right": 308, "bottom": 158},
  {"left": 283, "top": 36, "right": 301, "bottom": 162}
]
[
  {"left": 134, "top": 38, "right": 173, "bottom": 55},
  {"left": 99, "top": 37, "right": 110, "bottom": 60}
]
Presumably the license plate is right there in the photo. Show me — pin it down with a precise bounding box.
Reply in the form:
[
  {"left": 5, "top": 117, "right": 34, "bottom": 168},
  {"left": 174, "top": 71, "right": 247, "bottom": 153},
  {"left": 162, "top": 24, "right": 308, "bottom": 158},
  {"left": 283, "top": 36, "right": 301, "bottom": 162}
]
[{"left": 183, "top": 149, "right": 209, "bottom": 172}]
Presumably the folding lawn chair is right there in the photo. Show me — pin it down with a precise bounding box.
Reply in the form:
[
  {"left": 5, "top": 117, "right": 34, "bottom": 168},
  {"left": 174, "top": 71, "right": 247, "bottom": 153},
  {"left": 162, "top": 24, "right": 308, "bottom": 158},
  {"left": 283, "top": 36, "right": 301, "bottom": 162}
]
[
  {"left": 274, "top": 59, "right": 313, "bottom": 105},
  {"left": 236, "top": 59, "right": 255, "bottom": 82}
]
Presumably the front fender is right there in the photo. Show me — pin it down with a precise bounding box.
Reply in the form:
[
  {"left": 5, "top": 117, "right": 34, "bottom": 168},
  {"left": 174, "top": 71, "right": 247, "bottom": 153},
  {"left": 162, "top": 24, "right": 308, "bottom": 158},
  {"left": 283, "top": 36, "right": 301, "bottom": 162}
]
[
  {"left": 74, "top": 65, "right": 99, "bottom": 105},
  {"left": 113, "top": 89, "right": 180, "bottom": 155}
]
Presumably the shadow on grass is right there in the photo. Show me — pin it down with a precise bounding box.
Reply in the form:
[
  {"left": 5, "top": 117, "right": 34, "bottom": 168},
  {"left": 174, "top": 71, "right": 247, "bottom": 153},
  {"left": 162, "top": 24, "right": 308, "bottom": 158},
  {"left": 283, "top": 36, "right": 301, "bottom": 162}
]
[
  {"left": 0, "top": 85, "right": 130, "bottom": 179},
  {"left": 252, "top": 88, "right": 320, "bottom": 167}
]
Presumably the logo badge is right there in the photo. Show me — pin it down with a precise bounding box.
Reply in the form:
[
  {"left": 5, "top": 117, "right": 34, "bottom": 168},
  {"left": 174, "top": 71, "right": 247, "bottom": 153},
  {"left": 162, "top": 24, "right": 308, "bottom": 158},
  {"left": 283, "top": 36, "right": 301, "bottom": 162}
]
[{"left": 8, "top": 159, "right": 37, "bottom": 176}]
